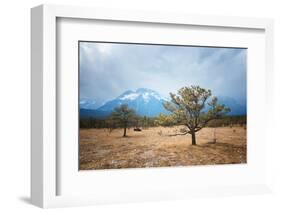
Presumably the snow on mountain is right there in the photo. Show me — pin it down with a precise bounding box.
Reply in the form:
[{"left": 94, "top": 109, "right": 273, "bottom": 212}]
[
  {"left": 79, "top": 98, "right": 99, "bottom": 110},
  {"left": 79, "top": 98, "right": 96, "bottom": 109},
  {"left": 118, "top": 88, "right": 163, "bottom": 102},
  {"left": 96, "top": 88, "right": 170, "bottom": 117},
  {"left": 119, "top": 93, "right": 140, "bottom": 101},
  {"left": 79, "top": 88, "right": 246, "bottom": 118}
]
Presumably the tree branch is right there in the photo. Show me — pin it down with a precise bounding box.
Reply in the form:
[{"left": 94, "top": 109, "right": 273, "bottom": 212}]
[{"left": 168, "top": 131, "right": 190, "bottom": 137}]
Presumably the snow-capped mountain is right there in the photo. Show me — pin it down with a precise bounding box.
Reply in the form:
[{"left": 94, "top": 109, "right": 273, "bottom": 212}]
[
  {"left": 79, "top": 98, "right": 100, "bottom": 110},
  {"left": 80, "top": 88, "right": 246, "bottom": 118},
  {"left": 96, "top": 88, "right": 169, "bottom": 117}
]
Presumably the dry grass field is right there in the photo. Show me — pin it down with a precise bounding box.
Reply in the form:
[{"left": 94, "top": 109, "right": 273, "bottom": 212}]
[{"left": 79, "top": 126, "right": 246, "bottom": 170}]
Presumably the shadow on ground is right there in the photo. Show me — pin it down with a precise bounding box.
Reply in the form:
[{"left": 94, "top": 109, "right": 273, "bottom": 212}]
[{"left": 18, "top": 196, "right": 31, "bottom": 205}]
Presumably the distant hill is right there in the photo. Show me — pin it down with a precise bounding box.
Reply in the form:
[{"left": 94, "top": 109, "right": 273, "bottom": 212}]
[
  {"left": 80, "top": 97, "right": 100, "bottom": 110},
  {"left": 216, "top": 96, "right": 246, "bottom": 116},
  {"left": 80, "top": 88, "right": 246, "bottom": 118},
  {"left": 80, "top": 88, "right": 169, "bottom": 118}
]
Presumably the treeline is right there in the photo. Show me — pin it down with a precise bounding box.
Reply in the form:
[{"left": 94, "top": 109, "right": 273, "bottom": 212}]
[
  {"left": 205, "top": 115, "right": 246, "bottom": 127},
  {"left": 80, "top": 116, "right": 157, "bottom": 129},
  {"left": 80, "top": 115, "right": 246, "bottom": 129}
]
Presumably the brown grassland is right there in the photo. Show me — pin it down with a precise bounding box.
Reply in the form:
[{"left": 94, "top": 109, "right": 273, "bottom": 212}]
[{"left": 79, "top": 126, "right": 246, "bottom": 170}]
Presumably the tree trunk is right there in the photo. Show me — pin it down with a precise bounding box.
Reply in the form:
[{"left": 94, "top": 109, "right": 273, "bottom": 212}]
[
  {"left": 191, "top": 132, "right": 196, "bottom": 145},
  {"left": 123, "top": 127, "right": 127, "bottom": 137}
]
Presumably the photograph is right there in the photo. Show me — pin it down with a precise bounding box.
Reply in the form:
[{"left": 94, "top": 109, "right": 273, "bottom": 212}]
[{"left": 79, "top": 41, "right": 247, "bottom": 170}]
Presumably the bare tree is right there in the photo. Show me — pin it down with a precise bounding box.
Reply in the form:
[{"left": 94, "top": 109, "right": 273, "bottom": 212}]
[
  {"left": 164, "top": 86, "right": 230, "bottom": 145},
  {"left": 111, "top": 104, "right": 137, "bottom": 137}
]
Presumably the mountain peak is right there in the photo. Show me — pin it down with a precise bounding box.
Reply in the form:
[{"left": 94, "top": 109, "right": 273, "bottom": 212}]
[
  {"left": 117, "top": 88, "right": 163, "bottom": 102},
  {"left": 95, "top": 88, "right": 169, "bottom": 116},
  {"left": 136, "top": 88, "right": 155, "bottom": 93},
  {"left": 117, "top": 89, "right": 133, "bottom": 97},
  {"left": 80, "top": 97, "right": 99, "bottom": 110},
  {"left": 80, "top": 89, "right": 246, "bottom": 118}
]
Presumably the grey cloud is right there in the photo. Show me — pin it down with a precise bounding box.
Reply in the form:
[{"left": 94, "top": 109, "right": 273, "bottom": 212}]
[{"left": 80, "top": 42, "right": 246, "bottom": 108}]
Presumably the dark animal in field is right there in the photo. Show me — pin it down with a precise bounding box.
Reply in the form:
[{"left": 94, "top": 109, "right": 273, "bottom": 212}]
[{"left": 134, "top": 128, "right": 142, "bottom": 131}]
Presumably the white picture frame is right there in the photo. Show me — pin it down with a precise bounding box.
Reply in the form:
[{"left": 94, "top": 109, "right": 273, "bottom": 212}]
[{"left": 31, "top": 4, "right": 274, "bottom": 208}]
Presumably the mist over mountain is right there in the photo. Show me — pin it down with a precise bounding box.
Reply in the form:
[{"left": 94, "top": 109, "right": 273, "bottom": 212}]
[
  {"left": 80, "top": 88, "right": 246, "bottom": 118},
  {"left": 79, "top": 97, "right": 100, "bottom": 110},
  {"left": 216, "top": 96, "right": 246, "bottom": 115}
]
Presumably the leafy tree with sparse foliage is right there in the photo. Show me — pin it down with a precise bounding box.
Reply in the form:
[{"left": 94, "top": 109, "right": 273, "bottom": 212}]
[
  {"left": 111, "top": 104, "right": 137, "bottom": 137},
  {"left": 164, "top": 86, "right": 230, "bottom": 145},
  {"left": 155, "top": 113, "right": 175, "bottom": 127}
]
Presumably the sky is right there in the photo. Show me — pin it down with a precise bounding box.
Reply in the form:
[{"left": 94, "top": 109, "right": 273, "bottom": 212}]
[{"left": 79, "top": 42, "right": 246, "bottom": 108}]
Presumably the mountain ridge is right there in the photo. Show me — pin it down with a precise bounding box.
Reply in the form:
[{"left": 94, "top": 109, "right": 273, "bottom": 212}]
[{"left": 80, "top": 88, "right": 246, "bottom": 118}]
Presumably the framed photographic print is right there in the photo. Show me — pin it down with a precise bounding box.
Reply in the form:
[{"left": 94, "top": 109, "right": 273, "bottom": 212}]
[
  {"left": 78, "top": 41, "right": 247, "bottom": 170},
  {"left": 31, "top": 4, "right": 274, "bottom": 208}
]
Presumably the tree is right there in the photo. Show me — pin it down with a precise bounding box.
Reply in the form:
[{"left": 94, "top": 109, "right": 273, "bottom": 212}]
[
  {"left": 111, "top": 104, "right": 137, "bottom": 137},
  {"left": 155, "top": 113, "right": 175, "bottom": 127},
  {"left": 105, "top": 117, "right": 116, "bottom": 133},
  {"left": 164, "top": 86, "right": 230, "bottom": 145},
  {"left": 142, "top": 116, "right": 148, "bottom": 129}
]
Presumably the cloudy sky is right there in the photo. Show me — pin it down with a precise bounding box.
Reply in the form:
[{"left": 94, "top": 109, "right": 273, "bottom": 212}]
[{"left": 80, "top": 41, "right": 246, "bottom": 108}]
